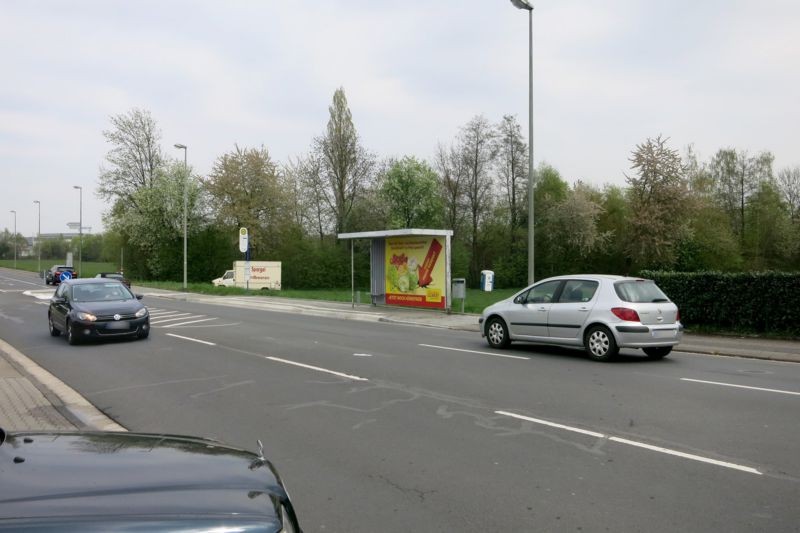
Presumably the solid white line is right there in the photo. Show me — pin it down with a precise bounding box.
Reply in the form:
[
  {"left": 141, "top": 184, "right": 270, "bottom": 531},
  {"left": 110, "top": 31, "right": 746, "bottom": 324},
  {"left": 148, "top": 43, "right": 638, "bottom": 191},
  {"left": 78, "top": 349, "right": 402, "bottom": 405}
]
[
  {"left": 0, "top": 275, "right": 42, "bottom": 286},
  {"left": 681, "top": 378, "right": 800, "bottom": 397},
  {"left": 495, "top": 411, "right": 606, "bottom": 438},
  {"left": 419, "top": 344, "right": 529, "bottom": 360},
  {"left": 495, "top": 410, "right": 762, "bottom": 475},
  {"left": 163, "top": 317, "right": 218, "bottom": 328},
  {"left": 166, "top": 333, "right": 216, "bottom": 346},
  {"left": 265, "top": 356, "right": 368, "bottom": 381},
  {"left": 148, "top": 311, "right": 186, "bottom": 317},
  {"left": 353, "top": 353, "right": 373, "bottom": 357}
]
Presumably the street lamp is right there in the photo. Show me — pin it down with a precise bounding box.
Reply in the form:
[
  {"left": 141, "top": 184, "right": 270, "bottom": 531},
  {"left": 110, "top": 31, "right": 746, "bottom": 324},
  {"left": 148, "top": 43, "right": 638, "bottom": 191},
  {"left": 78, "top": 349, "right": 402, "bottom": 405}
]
[
  {"left": 174, "top": 143, "right": 188, "bottom": 290},
  {"left": 510, "top": 0, "right": 536, "bottom": 284},
  {"left": 9, "top": 210, "right": 16, "bottom": 269},
  {"left": 33, "top": 200, "right": 41, "bottom": 277},
  {"left": 73, "top": 186, "right": 82, "bottom": 277}
]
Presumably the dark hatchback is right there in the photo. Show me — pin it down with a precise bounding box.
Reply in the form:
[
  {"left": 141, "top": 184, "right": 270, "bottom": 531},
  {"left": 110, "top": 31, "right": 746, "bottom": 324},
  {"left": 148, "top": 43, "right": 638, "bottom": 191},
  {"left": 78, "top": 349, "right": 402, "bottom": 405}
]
[
  {"left": 48, "top": 278, "right": 149, "bottom": 345},
  {"left": 44, "top": 265, "right": 77, "bottom": 285},
  {"left": 0, "top": 428, "right": 301, "bottom": 532}
]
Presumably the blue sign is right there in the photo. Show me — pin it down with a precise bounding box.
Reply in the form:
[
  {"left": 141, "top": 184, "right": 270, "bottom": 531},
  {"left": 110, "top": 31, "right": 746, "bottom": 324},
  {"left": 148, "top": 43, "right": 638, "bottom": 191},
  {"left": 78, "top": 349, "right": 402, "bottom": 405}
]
[{"left": 59, "top": 271, "right": 72, "bottom": 282}]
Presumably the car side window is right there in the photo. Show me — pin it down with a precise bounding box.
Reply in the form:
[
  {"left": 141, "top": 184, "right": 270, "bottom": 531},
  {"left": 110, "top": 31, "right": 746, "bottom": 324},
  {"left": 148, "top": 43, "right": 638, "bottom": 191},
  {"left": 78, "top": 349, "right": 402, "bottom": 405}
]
[
  {"left": 528, "top": 280, "right": 561, "bottom": 303},
  {"left": 558, "top": 280, "right": 599, "bottom": 303}
]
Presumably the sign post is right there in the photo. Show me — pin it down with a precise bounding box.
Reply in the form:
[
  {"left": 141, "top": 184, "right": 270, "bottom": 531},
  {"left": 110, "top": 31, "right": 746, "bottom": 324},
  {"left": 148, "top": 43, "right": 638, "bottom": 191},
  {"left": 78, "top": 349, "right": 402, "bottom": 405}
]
[{"left": 239, "top": 228, "right": 250, "bottom": 290}]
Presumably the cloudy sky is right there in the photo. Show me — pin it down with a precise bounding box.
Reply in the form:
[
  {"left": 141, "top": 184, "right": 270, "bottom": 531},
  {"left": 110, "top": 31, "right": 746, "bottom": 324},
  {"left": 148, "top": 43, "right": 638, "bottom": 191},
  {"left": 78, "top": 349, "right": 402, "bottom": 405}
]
[{"left": 2, "top": 0, "right": 798, "bottom": 237}]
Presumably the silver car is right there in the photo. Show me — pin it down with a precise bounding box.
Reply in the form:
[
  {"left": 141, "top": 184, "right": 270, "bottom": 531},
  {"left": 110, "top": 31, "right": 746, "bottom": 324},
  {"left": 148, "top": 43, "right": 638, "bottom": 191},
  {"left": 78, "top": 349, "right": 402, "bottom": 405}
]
[{"left": 479, "top": 275, "right": 682, "bottom": 361}]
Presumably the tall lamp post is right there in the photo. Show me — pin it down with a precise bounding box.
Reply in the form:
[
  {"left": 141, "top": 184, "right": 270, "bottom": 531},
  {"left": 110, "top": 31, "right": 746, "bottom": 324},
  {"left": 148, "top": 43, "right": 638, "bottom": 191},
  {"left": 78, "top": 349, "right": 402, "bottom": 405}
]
[
  {"left": 510, "top": 0, "right": 536, "bottom": 284},
  {"left": 33, "top": 200, "right": 41, "bottom": 277},
  {"left": 10, "top": 210, "right": 16, "bottom": 269},
  {"left": 174, "top": 143, "right": 188, "bottom": 290},
  {"left": 73, "top": 186, "right": 82, "bottom": 277}
]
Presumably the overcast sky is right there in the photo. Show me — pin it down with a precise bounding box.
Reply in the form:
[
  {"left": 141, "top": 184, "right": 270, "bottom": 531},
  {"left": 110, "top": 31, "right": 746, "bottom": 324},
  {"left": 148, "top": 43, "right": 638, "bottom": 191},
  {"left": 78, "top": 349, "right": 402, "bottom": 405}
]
[{"left": 2, "top": 0, "right": 799, "bottom": 237}]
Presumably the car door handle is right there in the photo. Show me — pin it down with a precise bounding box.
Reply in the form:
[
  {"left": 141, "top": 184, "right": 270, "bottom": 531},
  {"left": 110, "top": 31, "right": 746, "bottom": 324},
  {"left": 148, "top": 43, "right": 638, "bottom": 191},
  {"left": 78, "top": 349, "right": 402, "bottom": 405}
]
[
  {"left": 579, "top": 307, "right": 589, "bottom": 312},
  {"left": 538, "top": 307, "right": 547, "bottom": 311}
]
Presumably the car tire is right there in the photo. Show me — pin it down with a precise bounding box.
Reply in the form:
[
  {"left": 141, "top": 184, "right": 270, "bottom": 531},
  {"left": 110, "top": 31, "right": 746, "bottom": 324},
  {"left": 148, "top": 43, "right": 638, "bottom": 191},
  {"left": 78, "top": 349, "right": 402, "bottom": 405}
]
[
  {"left": 66, "top": 320, "right": 79, "bottom": 345},
  {"left": 137, "top": 326, "right": 150, "bottom": 340},
  {"left": 48, "top": 313, "right": 61, "bottom": 337},
  {"left": 486, "top": 317, "right": 511, "bottom": 349},
  {"left": 643, "top": 346, "right": 672, "bottom": 359},
  {"left": 584, "top": 325, "right": 618, "bottom": 361}
]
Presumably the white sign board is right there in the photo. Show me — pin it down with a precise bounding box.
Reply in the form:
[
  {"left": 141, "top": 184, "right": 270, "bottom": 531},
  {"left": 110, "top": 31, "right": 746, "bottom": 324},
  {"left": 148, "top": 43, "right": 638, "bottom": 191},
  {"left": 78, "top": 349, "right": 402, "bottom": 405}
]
[{"left": 239, "top": 227, "right": 249, "bottom": 253}]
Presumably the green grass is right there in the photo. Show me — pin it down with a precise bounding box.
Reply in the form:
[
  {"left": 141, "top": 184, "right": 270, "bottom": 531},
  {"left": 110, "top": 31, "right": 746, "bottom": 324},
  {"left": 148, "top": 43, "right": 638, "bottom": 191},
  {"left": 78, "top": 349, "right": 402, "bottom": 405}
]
[
  {"left": 0, "top": 260, "right": 117, "bottom": 279},
  {"left": 135, "top": 279, "right": 518, "bottom": 313}
]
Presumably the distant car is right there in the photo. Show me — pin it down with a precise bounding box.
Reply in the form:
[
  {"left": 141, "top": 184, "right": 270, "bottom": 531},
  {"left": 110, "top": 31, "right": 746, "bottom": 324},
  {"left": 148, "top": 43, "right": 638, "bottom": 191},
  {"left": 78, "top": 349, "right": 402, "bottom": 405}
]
[
  {"left": 95, "top": 271, "right": 131, "bottom": 289},
  {"left": 48, "top": 278, "right": 149, "bottom": 345},
  {"left": 0, "top": 428, "right": 301, "bottom": 532},
  {"left": 212, "top": 269, "right": 235, "bottom": 287},
  {"left": 45, "top": 265, "right": 77, "bottom": 285},
  {"left": 479, "top": 275, "right": 682, "bottom": 361}
]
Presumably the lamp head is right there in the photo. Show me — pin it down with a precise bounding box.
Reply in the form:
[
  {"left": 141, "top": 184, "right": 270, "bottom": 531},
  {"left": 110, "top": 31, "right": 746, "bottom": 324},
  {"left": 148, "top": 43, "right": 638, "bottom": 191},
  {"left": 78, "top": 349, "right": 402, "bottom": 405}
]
[
  {"left": 510, "top": 0, "right": 533, "bottom": 10},
  {"left": 174, "top": 143, "right": 187, "bottom": 150}
]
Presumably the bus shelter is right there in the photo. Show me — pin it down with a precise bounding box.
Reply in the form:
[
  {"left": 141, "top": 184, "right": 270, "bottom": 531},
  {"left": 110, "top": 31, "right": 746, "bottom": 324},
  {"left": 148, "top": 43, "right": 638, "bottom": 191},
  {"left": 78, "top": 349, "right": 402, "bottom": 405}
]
[{"left": 337, "top": 229, "right": 454, "bottom": 312}]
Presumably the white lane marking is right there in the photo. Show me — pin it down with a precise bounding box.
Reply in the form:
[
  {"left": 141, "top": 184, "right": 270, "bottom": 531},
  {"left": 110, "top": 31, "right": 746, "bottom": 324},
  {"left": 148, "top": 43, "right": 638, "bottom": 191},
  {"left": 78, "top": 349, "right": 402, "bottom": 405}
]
[
  {"left": 35, "top": 301, "right": 49, "bottom": 305},
  {"left": 166, "top": 333, "right": 216, "bottom": 346},
  {"left": 495, "top": 410, "right": 762, "bottom": 476},
  {"left": 0, "top": 289, "right": 25, "bottom": 293},
  {"left": 171, "top": 322, "right": 240, "bottom": 329},
  {"left": 148, "top": 311, "right": 186, "bottom": 317},
  {"left": 149, "top": 313, "right": 197, "bottom": 324},
  {"left": 265, "top": 356, "right": 368, "bottom": 382},
  {"left": 495, "top": 411, "right": 606, "bottom": 438},
  {"left": 163, "top": 317, "right": 218, "bottom": 328},
  {"left": 0, "top": 275, "right": 42, "bottom": 286},
  {"left": 607, "top": 436, "right": 762, "bottom": 475},
  {"left": 354, "top": 353, "right": 373, "bottom": 357},
  {"left": 419, "top": 344, "right": 530, "bottom": 360},
  {"left": 681, "top": 378, "right": 800, "bottom": 397}
]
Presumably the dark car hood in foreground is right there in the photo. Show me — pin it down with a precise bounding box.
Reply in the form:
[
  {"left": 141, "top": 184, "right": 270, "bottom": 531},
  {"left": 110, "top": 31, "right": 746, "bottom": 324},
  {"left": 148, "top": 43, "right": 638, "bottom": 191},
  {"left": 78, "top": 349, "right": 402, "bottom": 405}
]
[
  {"left": 0, "top": 430, "right": 294, "bottom": 531},
  {"left": 71, "top": 299, "right": 144, "bottom": 316}
]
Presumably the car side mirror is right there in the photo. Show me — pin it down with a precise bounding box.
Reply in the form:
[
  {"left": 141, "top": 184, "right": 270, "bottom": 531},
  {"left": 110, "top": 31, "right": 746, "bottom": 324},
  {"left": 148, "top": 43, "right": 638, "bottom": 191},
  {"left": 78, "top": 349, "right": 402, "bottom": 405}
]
[
  {"left": 51, "top": 297, "right": 66, "bottom": 304},
  {"left": 135, "top": 294, "right": 144, "bottom": 300},
  {"left": 513, "top": 295, "right": 524, "bottom": 304}
]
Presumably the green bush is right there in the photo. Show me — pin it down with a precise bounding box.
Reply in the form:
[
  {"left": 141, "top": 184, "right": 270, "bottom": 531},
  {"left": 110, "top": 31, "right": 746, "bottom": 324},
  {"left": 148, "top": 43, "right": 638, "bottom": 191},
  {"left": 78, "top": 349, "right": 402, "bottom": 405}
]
[{"left": 640, "top": 271, "right": 800, "bottom": 335}]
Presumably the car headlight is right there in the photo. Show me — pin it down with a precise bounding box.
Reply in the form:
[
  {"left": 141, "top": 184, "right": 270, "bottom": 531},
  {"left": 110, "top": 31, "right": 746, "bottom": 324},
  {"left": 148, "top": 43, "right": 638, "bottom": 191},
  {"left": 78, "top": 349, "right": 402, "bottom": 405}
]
[
  {"left": 76, "top": 312, "right": 97, "bottom": 322},
  {"left": 135, "top": 307, "right": 148, "bottom": 318}
]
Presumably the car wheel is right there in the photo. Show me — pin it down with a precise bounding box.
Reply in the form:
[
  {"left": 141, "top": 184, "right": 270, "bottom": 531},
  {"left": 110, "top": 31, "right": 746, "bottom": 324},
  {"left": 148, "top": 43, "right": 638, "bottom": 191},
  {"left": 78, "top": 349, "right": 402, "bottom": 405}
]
[
  {"left": 643, "top": 346, "right": 672, "bottom": 359},
  {"left": 584, "top": 325, "right": 618, "bottom": 361},
  {"left": 137, "top": 326, "right": 150, "bottom": 339},
  {"left": 66, "top": 320, "right": 79, "bottom": 345},
  {"left": 486, "top": 317, "right": 510, "bottom": 349},
  {"left": 48, "top": 313, "right": 61, "bottom": 336}
]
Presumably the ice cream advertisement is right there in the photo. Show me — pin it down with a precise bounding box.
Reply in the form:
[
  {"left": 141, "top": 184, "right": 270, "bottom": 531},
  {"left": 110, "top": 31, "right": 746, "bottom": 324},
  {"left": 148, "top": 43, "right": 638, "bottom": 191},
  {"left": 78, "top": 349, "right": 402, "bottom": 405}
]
[{"left": 385, "top": 236, "right": 446, "bottom": 308}]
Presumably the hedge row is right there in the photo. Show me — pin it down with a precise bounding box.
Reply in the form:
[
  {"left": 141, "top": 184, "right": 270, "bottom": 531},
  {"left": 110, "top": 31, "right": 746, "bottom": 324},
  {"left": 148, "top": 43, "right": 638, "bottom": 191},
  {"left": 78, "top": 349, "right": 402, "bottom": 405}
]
[{"left": 639, "top": 271, "right": 800, "bottom": 335}]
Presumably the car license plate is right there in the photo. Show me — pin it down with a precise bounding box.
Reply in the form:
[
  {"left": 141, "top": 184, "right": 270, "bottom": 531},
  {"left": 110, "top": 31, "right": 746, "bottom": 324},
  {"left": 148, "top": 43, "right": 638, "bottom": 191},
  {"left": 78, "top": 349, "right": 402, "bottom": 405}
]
[
  {"left": 106, "top": 321, "right": 129, "bottom": 330},
  {"left": 651, "top": 329, "right": 676, "bottom": 338}
]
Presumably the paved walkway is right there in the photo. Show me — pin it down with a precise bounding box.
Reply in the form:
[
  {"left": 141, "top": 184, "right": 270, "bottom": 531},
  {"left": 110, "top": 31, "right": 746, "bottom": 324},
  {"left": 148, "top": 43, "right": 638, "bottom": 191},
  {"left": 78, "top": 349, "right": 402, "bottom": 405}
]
[{"left": 2, "top": 289, "right": 798, "bottom": 433}]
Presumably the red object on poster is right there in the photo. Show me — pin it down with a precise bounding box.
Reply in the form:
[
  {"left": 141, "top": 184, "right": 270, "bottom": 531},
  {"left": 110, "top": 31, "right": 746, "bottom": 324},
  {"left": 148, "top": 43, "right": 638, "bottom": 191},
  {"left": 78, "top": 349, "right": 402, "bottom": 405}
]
[{"left": 417, "top": 239, "right": 442, "bottom": 288}]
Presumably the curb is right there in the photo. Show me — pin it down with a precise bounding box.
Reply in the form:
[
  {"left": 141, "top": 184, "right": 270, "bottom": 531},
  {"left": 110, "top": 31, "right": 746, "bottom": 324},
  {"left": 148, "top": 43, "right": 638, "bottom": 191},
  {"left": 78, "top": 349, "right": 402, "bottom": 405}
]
[{"left": 0, "top": 338, "right": 126, "bottom": 432}]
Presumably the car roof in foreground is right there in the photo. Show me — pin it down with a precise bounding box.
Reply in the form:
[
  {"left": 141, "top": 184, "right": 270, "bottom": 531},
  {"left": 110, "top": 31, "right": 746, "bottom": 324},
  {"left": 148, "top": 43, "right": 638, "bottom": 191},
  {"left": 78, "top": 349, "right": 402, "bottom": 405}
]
[
  {"left": 538, "top": 274, "right": 645, "bottom": 283},
  {"left": 62, "top": 278, "right": 124, "bottom": 286},
  {"left": 0, "top": 430, "right": 287, "bottom": 529}
]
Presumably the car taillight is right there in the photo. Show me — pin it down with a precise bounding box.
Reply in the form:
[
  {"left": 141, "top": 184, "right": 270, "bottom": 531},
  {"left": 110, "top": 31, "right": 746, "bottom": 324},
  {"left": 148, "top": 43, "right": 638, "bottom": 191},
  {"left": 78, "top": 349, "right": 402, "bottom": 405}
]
[
  {"left": 676, "top": 309, "right": 680, "bottom": 322},
  {"left": 611, "top": 307, "right": 640, "bottom": 322}
]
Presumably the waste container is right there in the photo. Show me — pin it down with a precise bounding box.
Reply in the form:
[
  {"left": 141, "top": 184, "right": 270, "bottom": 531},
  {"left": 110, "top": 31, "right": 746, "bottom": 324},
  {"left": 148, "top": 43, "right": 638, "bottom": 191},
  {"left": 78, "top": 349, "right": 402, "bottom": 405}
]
[
  {"left": 480, "top": 270, "right": 494, "bottom": 292},
  {"left": 451, "top": 278, "right": 466, "bottom": 300},
  {"left": 452, "top": 278, "right": 466, "bottom": 313}
]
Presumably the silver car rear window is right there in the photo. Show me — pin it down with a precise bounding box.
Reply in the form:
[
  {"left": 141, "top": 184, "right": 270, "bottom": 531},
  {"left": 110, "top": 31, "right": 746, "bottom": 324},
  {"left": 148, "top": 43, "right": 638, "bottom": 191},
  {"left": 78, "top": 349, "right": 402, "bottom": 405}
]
[{"left": 614, "top": 280, "right": 670, "bottom": 303}]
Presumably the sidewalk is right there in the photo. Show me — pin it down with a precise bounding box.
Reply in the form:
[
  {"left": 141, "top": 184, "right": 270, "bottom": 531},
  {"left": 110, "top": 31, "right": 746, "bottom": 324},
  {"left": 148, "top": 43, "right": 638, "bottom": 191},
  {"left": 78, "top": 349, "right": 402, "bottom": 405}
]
[{"left": 2, "top": 289, "right": 798, "bottom": 433}]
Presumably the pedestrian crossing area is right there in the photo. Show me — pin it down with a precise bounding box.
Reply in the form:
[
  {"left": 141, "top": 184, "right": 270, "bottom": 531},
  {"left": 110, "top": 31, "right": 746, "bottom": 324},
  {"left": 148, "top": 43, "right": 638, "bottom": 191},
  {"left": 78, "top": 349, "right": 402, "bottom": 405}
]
[{"left": 147, "top": 308, "right": 220, "bottom": 328}]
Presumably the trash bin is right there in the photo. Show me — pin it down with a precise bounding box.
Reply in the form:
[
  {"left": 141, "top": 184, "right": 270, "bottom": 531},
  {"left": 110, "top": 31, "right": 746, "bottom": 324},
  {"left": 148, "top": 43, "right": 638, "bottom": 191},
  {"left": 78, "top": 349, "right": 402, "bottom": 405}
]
[
  {"left": 480, "top": 270, "right": 494, "bottom": 292},
  {"left": 452, "top": 278, "right": 466, "bottom": 313},
  {"left": 451, "top": 278, "right": 466, "bottom": 300}
]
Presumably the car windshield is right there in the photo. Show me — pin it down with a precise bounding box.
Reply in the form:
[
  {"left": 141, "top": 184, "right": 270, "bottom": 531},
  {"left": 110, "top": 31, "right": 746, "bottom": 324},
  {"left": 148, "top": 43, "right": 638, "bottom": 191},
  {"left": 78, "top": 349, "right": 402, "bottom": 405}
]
[
  {"left": 72, "top": 283, "right": 133, "bottom": 302},
  {"left": 614, "top": 280, "right": 670, "bottom": 303}
]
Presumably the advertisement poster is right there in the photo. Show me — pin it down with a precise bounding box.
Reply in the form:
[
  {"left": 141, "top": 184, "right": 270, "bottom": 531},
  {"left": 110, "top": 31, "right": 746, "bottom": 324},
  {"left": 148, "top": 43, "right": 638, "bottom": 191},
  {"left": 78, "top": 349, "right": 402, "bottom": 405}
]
[{"left": 385, "top": 236, "right": 446, "bottom": 309}]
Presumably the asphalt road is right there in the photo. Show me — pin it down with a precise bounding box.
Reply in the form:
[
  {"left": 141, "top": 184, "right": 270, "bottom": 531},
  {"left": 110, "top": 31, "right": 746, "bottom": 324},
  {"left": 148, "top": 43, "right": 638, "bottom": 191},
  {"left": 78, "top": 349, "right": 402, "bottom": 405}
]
[{"left": 1, "top": 268, "right": 799, "bottom": 532}]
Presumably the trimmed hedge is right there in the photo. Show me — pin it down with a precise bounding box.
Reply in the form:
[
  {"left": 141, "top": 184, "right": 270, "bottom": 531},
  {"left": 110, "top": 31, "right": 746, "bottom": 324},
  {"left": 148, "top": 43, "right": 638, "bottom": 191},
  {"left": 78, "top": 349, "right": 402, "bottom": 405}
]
[{"left": 640, "top": 271, "right": 800, "bottom": 336}]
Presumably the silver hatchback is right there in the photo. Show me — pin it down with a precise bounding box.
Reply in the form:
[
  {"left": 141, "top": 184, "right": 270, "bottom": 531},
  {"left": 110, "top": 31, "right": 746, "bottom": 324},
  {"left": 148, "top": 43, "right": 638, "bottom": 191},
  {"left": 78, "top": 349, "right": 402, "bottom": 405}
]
[{"left": 479, "top": 275, "right": 682, "bottom": 361}]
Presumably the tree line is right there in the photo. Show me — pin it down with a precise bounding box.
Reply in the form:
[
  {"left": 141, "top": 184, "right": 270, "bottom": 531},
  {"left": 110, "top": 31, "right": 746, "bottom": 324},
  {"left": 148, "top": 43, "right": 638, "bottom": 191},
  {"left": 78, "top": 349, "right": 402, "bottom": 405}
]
[{"left": 24, "top": 87, "right": 795, "bottom": 288}]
